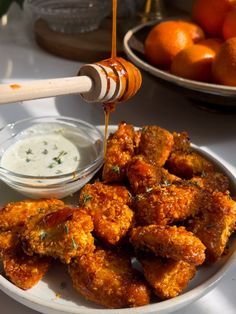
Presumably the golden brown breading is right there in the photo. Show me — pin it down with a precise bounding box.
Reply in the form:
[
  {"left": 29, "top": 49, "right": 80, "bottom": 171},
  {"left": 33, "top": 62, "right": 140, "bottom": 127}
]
[
  {"left": 172, "top": 131, "right": 191, "bottom": 153},
  {"left": 3, "top": 247, "right": 50, "bottom": 290},
  {"left": 188, "top": 191, "right": 236, "bottom": 262},
  {"left": 190, "top": 171, "right": 230, "bottom": 193},
  {"left": 68, "top": 247, "right": 150, "bottom": 308},
  {"left": 0, "top": 199, "right": 65, "bottom": 231},
  {"left": 0, "top": 230, "right": 19, "bottom": 259},
  {"left": 138, "top": 125, "right": 174, "bottom": 167},
  {"left": 79, "top": 182, "right": 134, "bottom": 245},
  {"left": 130, "top": 225, "right": 206, "bottom": 265},
  {"left": 80, "top": 181, "right": 132, "bottom": 207},
  {"left": 140, "top": 256, "right": 196, "bottom": 299},
  {"left": 166, "top": 151, "right": 215, "bottom": 179},
  {"left": 126, "top": 155, "right": 162, "bottom": 194},
  {"left": 21, "top": 207, "right": 95, "bottom": 264},
  {"left": 134, "top": 184, "right": 206, "bottom": 226},
  {"left": 102, "top": 122, "right": 137, "bottom": 183},
  {"left": 160, "top": 168, "right": 182, "bottom": 185}
]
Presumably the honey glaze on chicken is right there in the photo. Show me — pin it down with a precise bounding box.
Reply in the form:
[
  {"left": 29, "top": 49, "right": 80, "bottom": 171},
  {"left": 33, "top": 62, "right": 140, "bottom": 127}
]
[{"left": 102, "top": 0, "right": 142, "bottom": 155}]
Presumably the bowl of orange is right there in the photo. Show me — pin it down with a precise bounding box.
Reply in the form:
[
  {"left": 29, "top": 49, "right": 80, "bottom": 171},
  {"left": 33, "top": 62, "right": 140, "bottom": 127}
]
[{"left": 123, "top": 0, "right": 236, "bottom": 110}]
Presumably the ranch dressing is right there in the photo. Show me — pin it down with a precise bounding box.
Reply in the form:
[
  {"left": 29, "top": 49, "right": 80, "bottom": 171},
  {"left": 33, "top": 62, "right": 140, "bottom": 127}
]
[{"left": 1, "top": 130, "right": 81, "bottom": 177}]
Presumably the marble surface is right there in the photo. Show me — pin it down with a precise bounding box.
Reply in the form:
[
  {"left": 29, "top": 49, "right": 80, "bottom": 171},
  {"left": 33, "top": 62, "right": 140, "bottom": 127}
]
[{"left": 0, "top": 4, "right": 235, "bottom": 314}]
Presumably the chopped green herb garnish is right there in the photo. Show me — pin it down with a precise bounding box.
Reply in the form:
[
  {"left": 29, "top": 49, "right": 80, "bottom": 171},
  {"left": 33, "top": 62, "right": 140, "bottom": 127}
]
[
  {"left": 43, "top": 141, "right": 48, "bottom": 145},
  {"left": 53, "top": 145, "right": 58, "bottom": 150},
  {"left": 111, "top": 165, "right": 120, "bottom": 174},
  {"left": 26, "top": 158, "right": 31, "bottom": 163},
  {"left": 142, "top": 126, "right": 148, "bottom": 133},
  {"left": 40, "top": 230, "right": 48, "bottom": 240},
  {"left": 73, "top": 156, "right": 79, "bottom": 162},
  {"left": 82, "top": 194, "right": 92, "bottom": 205},
  {"left": 201, "top": 171, "right": 207, "bottom": 178},
  {"left": 163, "top": 180, "right": 171, "bottom": 186},
  {"left": 26, "top": 148, "right": 33, "bottom": 155},
  {"left": 64, "top": 224, "right": 69, "bottom": 234},
  {"left": 53, "top": 151, "right": 68, "bottom": 165},
  {"left": 71, "top": 237, "right": 78, "bottom": 249},
  {"left": 56, "top": 170, "right": 63, "bottom": 174},
  {"left": 42, "top": 149, "right": 48, "bottom": 155},
  {"left": 48, "top": 162, "right": 56, "bottom": 169}
]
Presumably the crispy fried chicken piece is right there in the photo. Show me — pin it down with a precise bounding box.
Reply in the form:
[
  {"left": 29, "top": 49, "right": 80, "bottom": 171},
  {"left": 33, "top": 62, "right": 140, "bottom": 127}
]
[
  {"left": 79, "top": 182, "right": 134, "bottom": 245},
  {"left": 102, "top": 122, "right": 137, "bottom": 183},
  {"left": 134, "top": 184, "right": 206, "bottom": 226},
  {"left": 3, "top": 254, "right": 50, "bottom": 290},
  {"left": 130, "top": 225, "right": 206, "bottom": 265},
  {"left": 166, "top": 151, "right": 214, "bottom": 179},
  {"left": 172, "top": 131, "right": 191, "bottom": 153},
  {"left": 138, "top": 125, "right": 174, "bottom": 167},
  {"left": 0, "top": 230, "right": 19, "bottom": 259},
  {"left": 0, "top": 199, "right": 65, "bottom": 231},
  {"left": 160, "top": 168, "right": 182, "bottom": 185},
  {"left": 188, "top": 191, "right": 236, "bottom": 262},
  {"left": 126, "top": 155, "right": 162, "bottom": 194},
  {"left": 140, "top": 256, "right": 196, "bottom": 299},
  {"left": 68, "top": 247, "right": 150, "bottom": 308},
  {"left": 190, "top": 171, "right": 230, "bottom": 193},
  {"left": 3, "top": 247, "right": 50, "bottom": 290},
  {"left": 21, "top": 207, "right": 95, "bottom": 264}
]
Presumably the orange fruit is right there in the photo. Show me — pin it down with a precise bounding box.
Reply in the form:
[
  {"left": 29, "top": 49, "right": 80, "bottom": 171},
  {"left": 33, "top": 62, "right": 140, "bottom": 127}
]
[
  {"left": 176, "top": 20, "right": 205, "bottom": 43},
  {"left": 144, "top": 21, "right": 193, "bottom": 69},
  {"left": 170, "top": 44, "right": 217, "bottom": 82},
  {"left": 192, "top": 0, "right": 236, "bottom": 37},
  {"left": 222, "top": 8, "right": 236, "bottom": 39},
  {"left": 198, "top": 38, "right": 223, "bottom": 54},
  {"left": 212, "top": 37, "right": 236, "bottom": 86}
]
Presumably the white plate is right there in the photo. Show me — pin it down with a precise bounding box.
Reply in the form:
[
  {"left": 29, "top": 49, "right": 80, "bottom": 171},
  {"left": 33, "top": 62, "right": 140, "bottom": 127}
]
[{"left": 0, "top": 125, "right": 236, "bottom": 314}]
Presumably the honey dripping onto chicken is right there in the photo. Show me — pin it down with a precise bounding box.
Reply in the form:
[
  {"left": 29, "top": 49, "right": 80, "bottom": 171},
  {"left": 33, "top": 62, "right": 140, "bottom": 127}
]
[
  {"left": 103, "top": 0, "right": 118, "bottom": 155},
  {"left": 102, "top": 0, "right": 140, "bottom": 155}
]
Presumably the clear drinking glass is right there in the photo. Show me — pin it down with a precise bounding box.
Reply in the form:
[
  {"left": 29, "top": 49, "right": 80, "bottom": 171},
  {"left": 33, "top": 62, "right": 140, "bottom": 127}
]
[
  {"left": 25, "top": 0, "right": 111, "bottom": 34},
  {"left": 140, "top": 0, "right": 166, "bottom": 22}
]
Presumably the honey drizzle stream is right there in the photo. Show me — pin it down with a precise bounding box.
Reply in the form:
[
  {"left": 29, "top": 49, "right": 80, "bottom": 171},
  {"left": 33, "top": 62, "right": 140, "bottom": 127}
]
[
  {"left": 111, "top": 0, "right": 117, "bottom": 59},
  {"left": 103, "top": 0, "right": 118, "bottom": 156}
]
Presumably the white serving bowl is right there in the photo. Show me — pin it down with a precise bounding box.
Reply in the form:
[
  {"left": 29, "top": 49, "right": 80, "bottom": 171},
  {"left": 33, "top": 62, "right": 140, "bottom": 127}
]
[{"left": 0, "top": 116, "right": 104, "bottom": 199}]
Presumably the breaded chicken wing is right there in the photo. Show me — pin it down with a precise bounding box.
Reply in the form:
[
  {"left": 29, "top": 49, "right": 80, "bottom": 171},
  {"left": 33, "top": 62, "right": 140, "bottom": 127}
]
[
  {"left": 166, "top": 151, "right": 214, "bottom": 179},
  {"left": 172, "top": 131, "right": 191, "bottom": 153},
  {"left": 21, "top": 207, "right": 94, "bottom": 263},
  {"left": 188, "top": 191, "right": 236, "bottom": 262},
  {"left": 140, "top": 256, "right": 196, "bottom": 299},
  {"left": 0, "top": 230, "right": 19, "bottom": 259},
  {"left": 160, "top": 168, "right": 182, "bottom": 185},
  {"left": 3, "top": 247, "right": 50, "bottom": 290},
  {"left": 138, "top": 125, "right": 174, "bottom": 167},
  {"left": 79, "top": 182, "right": 134, "bottom": 245},
  {"left": 190, "top": 171, "right": 230, "bottom": 193},
  {"left": 102, "top": 122, "right": 137, "bottom": 183},
  {"left": 130, "top": 225, "right": 206, "bottom": 265},
  {"left": 68, "top": 247, "right": 150, "bottom": 308},
  {"left": 134, "top": 183, "right": 206, "bottom": 226},
  {"left": 126, "top": 155, "right": 162, "bottom": 194},
  {"left": 0, "top": 199, "right": 65, "bottom": 231}
]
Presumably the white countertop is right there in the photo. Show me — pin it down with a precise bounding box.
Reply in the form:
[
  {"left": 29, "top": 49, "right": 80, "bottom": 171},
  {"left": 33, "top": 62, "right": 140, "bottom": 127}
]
[{"left": 0, "top": 5, "right": 235, "bottom": 314}]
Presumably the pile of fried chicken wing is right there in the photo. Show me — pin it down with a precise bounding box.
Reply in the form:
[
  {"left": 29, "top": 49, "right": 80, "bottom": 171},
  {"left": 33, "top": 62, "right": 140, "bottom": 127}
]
[{"left": 0, "top": 122, "right": 235, "bottom": 309}]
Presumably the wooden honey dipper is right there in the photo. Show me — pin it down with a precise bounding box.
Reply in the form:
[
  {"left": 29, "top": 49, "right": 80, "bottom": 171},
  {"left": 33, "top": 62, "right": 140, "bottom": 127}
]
[{"left": 0, "top": 57, "right": 142, "bottom": 105}]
